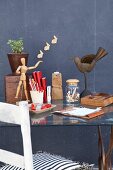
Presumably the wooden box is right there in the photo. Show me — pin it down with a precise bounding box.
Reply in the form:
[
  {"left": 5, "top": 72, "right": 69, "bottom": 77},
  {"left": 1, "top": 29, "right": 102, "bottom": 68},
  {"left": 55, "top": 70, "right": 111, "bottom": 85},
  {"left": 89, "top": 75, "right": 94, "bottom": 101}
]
[
  {"left": 5, "top": 74, "right": 30, "bottom": 104},
  {"left": 81, "top": 93, "right": 113, "bottom": 107}
]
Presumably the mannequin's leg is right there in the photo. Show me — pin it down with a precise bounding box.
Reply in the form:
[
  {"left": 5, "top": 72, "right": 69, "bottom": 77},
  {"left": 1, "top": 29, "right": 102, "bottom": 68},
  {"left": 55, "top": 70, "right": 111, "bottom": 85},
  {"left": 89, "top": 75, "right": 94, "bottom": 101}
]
[
  {"left": 23, "top": 80, "right": 29, "bottom": 100},
  {"left": 15, "top": 81, "right": 22, "bottom": 98}
]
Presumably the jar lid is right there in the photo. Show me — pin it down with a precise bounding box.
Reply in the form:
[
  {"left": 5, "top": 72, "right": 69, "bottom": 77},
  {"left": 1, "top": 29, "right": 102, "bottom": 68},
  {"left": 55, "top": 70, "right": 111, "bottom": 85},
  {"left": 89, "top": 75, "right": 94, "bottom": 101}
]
[{"left": 66, "top": 79, "right": 79, "bottom": 85}]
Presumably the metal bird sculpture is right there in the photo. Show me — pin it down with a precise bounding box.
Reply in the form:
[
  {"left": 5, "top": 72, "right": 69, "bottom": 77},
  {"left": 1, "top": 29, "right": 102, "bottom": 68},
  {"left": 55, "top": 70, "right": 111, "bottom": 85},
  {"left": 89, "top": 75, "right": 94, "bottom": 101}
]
[{"left": 74, "top": 47, "right": 108, "bottom": 98}]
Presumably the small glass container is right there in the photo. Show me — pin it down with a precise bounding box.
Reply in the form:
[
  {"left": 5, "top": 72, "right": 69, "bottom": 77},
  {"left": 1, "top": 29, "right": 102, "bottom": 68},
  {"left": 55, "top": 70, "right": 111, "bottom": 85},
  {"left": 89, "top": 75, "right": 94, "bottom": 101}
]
[{"left": 66, "top": 79, "right": 80, "bottom": 103}]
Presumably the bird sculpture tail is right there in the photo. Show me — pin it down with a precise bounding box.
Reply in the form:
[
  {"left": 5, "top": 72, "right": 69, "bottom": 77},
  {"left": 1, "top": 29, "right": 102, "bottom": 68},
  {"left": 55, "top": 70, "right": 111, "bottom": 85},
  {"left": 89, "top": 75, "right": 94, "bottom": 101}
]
[{"left": 94, "top": 47, "right": 108, "bottom": 62}]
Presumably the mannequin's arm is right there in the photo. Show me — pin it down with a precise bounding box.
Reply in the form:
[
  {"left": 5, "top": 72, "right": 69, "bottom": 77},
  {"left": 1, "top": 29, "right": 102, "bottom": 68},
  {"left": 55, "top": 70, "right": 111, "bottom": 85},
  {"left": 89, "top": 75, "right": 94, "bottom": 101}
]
[
  {"left": 28, "top": 61, "right": 43, "bottom": 70},
  {"left": 16, "top": 66, "right": 21, "bottom": 74}
]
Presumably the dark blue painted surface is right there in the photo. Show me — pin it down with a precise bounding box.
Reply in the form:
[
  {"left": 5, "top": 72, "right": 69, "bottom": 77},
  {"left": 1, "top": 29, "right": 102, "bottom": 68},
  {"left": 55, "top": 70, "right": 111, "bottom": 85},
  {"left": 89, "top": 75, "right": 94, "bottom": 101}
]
[
  {"left": 0, "top": 125, "right": 111, "bottom": 165},
  {"left": 0, "top": 0, "right": 113, "bottom": 165}
]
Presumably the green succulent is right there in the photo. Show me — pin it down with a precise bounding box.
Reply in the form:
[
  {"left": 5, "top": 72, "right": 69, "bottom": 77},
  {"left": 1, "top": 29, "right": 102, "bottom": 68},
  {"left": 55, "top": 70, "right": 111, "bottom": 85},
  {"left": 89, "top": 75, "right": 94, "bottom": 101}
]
[{"left": 7, "top": 38, "right": 24, "bottom": 53}]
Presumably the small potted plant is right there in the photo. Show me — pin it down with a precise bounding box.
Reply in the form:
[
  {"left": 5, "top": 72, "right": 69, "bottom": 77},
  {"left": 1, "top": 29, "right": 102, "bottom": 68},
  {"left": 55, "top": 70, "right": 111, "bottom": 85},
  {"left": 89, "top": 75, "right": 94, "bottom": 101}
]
[{"left": 7, "top": 38, "right": 29, "bottom": 74}]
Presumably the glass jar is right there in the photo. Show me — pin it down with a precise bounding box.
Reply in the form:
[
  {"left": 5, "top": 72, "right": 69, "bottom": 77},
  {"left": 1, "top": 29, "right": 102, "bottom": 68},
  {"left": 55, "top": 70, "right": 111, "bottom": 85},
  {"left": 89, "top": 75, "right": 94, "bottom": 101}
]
[{"left": 66, "top": 79, "right": 80, "bottom": 103}]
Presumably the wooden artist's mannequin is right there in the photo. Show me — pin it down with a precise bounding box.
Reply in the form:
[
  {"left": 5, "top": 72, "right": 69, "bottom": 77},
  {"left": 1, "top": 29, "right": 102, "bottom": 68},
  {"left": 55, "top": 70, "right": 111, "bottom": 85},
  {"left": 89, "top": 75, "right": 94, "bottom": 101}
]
[{"left": 15, "top": 58, "right": 42, "bottom": 100}]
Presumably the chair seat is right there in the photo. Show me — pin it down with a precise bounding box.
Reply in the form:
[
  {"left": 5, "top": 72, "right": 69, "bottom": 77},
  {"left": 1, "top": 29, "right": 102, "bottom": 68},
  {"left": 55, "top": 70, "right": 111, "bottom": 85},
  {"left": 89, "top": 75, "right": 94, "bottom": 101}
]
[{"left": 0, "top": 152, "right": 81, "bottom": 170}]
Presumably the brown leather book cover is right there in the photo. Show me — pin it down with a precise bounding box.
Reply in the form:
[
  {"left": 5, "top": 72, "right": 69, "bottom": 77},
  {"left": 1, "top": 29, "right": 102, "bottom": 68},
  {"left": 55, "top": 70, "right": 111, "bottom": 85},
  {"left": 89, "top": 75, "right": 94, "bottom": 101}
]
[
  {"left": 82, "top": 110, "right": 104, "bottom": 119},
  {"left": 81, "top": 93, "right": 113, "bottom": 107}
]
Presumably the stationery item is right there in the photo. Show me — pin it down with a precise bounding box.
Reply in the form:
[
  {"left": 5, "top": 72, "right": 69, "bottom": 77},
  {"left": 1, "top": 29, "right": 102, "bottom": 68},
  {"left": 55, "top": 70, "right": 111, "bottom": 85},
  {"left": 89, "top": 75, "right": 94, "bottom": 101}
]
[
  {"left": 47, "top": 86, "right": 51, "bottom": 103},
  {"left": 29, "top": 78, "right": 37, "bottom": 91},
  {"left": 31, "top": 73, "right": 40, "bottom": 91},
  {"left": 55, "top": 106, "right": 104, "bottom": 119},
  {"left": 36, "top": 82, "right": 40, "bottom": 91},
  {"left": 35, "top": 71, "right": 43, "bottom": 91},
  {"left": 42, "top": 77, "right": 47, "bottom": 103},
  {"left": 32, "top": 71, "right": 37, "bottom": 83},
  {"left": 52, "top": 72, "right": 63, "bottom": 99},
  {"left": 56, "top": 107, "right": 101, "bottom": 117},
  {"left": 30, "top": 90, "right": 43, "bottom": 104},
  {"left": 29, "top": 78, "right": 34, "bottom": 91}
]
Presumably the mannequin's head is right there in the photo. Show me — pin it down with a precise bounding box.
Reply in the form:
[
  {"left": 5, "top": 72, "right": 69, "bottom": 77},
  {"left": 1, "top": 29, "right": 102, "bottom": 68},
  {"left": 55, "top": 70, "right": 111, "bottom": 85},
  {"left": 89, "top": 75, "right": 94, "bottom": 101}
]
[{"left": 21, "top": 58, "right": 25, "bottom": 65}]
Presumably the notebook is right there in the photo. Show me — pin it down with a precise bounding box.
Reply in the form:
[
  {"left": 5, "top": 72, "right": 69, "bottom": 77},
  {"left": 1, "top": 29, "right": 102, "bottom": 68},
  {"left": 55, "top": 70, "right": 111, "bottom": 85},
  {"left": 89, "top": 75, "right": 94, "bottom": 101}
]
[{"left": 55, "top": 107, "right": 104, "bottom": 119}]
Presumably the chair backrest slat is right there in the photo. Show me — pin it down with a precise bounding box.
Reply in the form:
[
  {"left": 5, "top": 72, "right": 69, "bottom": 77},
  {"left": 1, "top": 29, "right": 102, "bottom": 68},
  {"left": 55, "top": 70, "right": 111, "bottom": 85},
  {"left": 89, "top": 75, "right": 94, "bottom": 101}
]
[
  {"left": 0, "top": 101, "right": 33, "bottom": 170},
  {"left": 0, "top": 149, "right": 24, "bottom": 168},
  {"left": 0, "top": 102, "right": 21, "bottom": 125}
]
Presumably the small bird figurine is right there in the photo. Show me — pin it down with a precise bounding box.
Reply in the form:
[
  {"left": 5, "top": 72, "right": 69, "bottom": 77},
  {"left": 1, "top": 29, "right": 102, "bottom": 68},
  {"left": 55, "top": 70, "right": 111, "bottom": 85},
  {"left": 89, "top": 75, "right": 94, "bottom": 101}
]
[
  {"left": 37, "top": 50, "right": 44, "bottom": 58},
  {"left": 51, "top": 35, "right": 58, "bottom": 44},
  {"left": 73, "top": 47, "right": 108, "bottom": 98},
  {"left": 44, "top": 42, "right": 50, "bottom": 51},
  {"left": 74, "top": 47, "right": 108, "bottom": 73}
]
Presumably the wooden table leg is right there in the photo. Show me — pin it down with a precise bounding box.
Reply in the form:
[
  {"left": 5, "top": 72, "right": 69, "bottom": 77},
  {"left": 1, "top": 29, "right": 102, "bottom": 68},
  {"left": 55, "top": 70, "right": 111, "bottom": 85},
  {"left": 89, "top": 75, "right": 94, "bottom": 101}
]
[
  {"left": 98, "top": 126, "right": 113, "bottom": 170},
  {"left": 98, "top": 126, "right": 105, "bottom": 170}
]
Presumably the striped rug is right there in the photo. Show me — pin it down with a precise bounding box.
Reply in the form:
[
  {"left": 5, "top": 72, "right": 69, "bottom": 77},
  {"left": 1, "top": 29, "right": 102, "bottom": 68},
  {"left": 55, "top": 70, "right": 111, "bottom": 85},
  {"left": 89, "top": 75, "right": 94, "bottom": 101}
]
[{"left": 0, "top": 152, "right": 82, "bottom": 170}]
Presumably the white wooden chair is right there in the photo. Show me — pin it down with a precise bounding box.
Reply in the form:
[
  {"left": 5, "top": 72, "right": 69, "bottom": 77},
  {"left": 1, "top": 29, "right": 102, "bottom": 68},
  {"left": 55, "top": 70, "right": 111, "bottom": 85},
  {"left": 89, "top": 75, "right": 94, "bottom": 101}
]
[
  {"left": 0, "top": 101, "right": 33, "bottom": 170},
  {"left": 0, "top": 101, "right": 82, "bottom": 170}
]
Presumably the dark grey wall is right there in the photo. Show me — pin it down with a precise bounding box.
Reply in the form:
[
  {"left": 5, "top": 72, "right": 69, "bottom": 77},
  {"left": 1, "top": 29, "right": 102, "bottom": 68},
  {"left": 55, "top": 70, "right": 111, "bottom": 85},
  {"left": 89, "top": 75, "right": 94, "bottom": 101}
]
[
  {"left": 0, "top": 0, "right": 113, "bottom": 166},
  {"left": 1, "top": 0, "right": 113, "bottom": 100}
]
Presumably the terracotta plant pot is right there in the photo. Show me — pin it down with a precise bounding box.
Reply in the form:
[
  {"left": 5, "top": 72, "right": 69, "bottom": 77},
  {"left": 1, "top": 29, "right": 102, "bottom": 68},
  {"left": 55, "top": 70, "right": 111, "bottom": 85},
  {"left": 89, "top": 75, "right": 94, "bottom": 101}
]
[{"left": 7, "top": 53, "right": 29, "bottom": 74}]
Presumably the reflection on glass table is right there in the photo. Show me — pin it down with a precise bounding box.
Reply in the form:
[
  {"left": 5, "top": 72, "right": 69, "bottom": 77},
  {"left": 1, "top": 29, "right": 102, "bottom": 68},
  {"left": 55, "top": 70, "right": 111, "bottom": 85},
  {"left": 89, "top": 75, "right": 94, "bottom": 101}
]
[
  {"left": 30, "top": 100, "right": 113, "bottom": 169},
  {"left": 30, "top": 100, "right": 113, "bottom": 126}
]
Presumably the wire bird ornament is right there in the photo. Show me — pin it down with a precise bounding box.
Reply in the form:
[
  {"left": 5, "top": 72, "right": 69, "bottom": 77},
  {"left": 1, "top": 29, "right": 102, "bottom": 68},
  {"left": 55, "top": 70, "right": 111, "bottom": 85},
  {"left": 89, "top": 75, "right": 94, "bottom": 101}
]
[{"left": 73, "top": 47, "right": 108, "bottom": 98}]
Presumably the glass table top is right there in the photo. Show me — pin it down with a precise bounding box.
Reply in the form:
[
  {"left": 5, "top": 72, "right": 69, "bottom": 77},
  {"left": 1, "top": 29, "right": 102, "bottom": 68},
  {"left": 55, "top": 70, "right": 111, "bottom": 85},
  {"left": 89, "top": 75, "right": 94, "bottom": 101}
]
[
  {"left": 0, "top": 100, "right": 113, "bottom": 126},
  {"left": 30, "top": 100, "right": 113, "bottom": 126}
]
